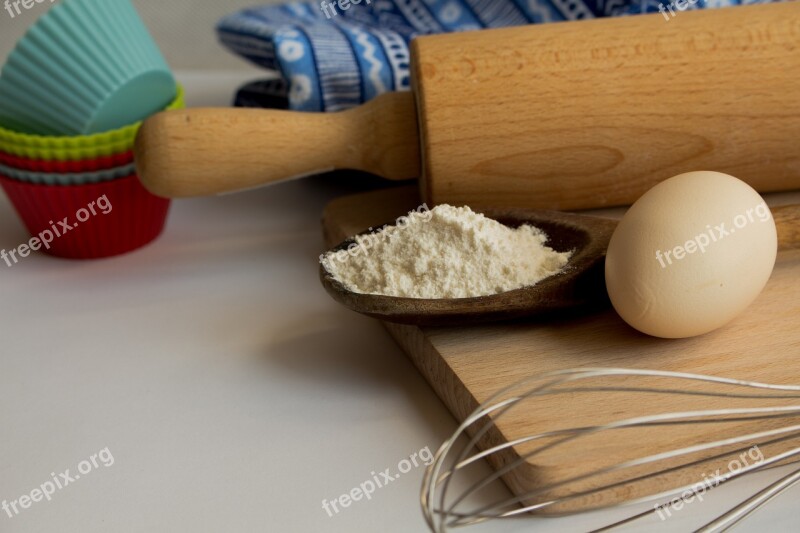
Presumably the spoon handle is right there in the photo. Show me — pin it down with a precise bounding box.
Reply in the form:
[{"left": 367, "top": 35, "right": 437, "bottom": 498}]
[{"left": 772, "top": 204, "right": 800, "bottom": 251}]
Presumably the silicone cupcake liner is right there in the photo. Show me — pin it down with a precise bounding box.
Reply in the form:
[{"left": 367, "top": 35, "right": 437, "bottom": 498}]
[
  {"left": 0, "top": 85, "right": 183, "bottom": 159},
  {"left": 0, "top": 161, "right": 136, "bottom": 186},
  {"left": 0, "top": 173, "right": 170, "bottom": 260},
  {"left": 0, "top": 0, "right": 176, "bottom": 136},
  {"left": 0, "top": 150, "right": 133, "bottom": 173}
]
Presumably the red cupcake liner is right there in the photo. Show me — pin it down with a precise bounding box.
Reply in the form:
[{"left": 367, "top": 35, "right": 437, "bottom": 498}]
[
  {"left": 0, "top": 173, "right": 169, "bottom": 260},
  {"left": 0, "top": 150, "right": 134, "bottom": 173}
]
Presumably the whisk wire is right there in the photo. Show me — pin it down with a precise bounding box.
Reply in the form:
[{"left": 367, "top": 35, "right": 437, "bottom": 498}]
[{"left": 422, "top": 367, "right": 800, "bottom": 532}]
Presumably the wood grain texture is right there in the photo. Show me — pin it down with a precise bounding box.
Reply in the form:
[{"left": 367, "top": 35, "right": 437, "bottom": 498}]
[
  {"left": 135, "top": 93, "right": 419, "bottom": 198},
  {"left": 322, "top": 186, "right": 800, "bottom": 512},
  {"left": 411, "top": 3, "right": 800, "bottom": 210},
  {"left": 774, "top": 204, "right": 800, "bottom": 251}
]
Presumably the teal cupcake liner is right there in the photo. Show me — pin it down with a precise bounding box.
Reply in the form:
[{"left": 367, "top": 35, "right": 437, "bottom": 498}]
[
  {"left": 0, "top": 0, "right": 176, "bottom": 136},
  {"left": 0, "top": 161, "right": 136, "bottom": 185},
  {"left": 0, "top": 84, "right": 184, "bottom": 159}
]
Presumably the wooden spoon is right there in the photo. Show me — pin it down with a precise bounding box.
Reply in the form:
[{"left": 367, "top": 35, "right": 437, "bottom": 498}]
[{"left": 319, "top": 205, "right": 800, "bottom": 326}]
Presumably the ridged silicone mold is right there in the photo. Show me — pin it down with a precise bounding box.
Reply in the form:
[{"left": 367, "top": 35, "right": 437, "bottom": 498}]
[
  {"left": 0, "top": 84, "right": 183, "bottom": 159},
  {"left": 0, "top": 0, "right": 176, "bottom": 135}
]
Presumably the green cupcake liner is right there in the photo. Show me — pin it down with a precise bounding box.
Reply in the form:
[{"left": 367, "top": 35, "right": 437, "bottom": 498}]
[{"left": 0, "top": 84, "right": 184, "bottom": 160}]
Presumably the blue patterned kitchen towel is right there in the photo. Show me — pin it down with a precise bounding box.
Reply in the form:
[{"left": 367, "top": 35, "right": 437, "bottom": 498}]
[{"left": 217, "top": 0, "right": 776, "bottom": 112}]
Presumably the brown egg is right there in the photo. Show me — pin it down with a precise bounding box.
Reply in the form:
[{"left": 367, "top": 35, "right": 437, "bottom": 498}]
[{"left": 605, "top": 171, "right": 777, "bottom": 338}]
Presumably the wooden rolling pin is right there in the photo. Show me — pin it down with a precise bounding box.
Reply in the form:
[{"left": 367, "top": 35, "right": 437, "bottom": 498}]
[{"left": 135, "top": 2, "right": 800, "bottom": 210}]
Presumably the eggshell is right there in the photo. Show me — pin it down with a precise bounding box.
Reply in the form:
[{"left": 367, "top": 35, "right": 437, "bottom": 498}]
[{"left": 605, "top": 171, "right": 777, "bottom": 338}]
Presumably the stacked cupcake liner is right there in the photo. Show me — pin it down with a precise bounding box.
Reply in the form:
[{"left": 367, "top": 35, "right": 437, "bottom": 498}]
[
  {"left": 0, "top": 0, "right": 176, "bottom": 136},
  {"left": 0, "top": 0, "right": 181, "bottom": 260},
  {"left": 2, "top": 176, "right": 172, "bottom": 260},
  {"left": 0, "top": 150, "right": 133, "bottom": 172},
  {"left": 0, "top": 161, "right": 137, "bottom": 185}
]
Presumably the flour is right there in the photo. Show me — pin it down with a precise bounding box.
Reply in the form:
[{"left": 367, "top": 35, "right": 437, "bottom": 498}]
[{"left": 321, "top": 204, "right": 572, "bottom": 299}]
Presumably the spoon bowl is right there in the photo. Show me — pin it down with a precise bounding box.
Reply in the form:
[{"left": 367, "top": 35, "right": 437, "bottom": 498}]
[{"left": 319, "top": 209, "right": 618, "bottom": 326}]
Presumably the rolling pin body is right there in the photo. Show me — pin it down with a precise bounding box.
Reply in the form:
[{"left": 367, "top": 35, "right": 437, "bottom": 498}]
[{"left": 412, "top": 2, "right": 800, "bottom": 209}]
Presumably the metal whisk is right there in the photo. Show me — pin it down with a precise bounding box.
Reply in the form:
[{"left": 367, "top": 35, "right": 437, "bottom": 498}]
[{"left": 421, "top": 368, "right": 800, "bottom": 532}]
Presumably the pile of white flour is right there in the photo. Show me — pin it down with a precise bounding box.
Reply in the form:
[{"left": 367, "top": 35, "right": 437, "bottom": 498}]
[{"left": 321, "top": 204, "right": 572, "bottom": 299}]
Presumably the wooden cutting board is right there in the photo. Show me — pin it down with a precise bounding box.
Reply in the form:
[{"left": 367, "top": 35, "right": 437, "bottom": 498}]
[{"left": 321, "top": 185, "right": 800, "bottom": 513}]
